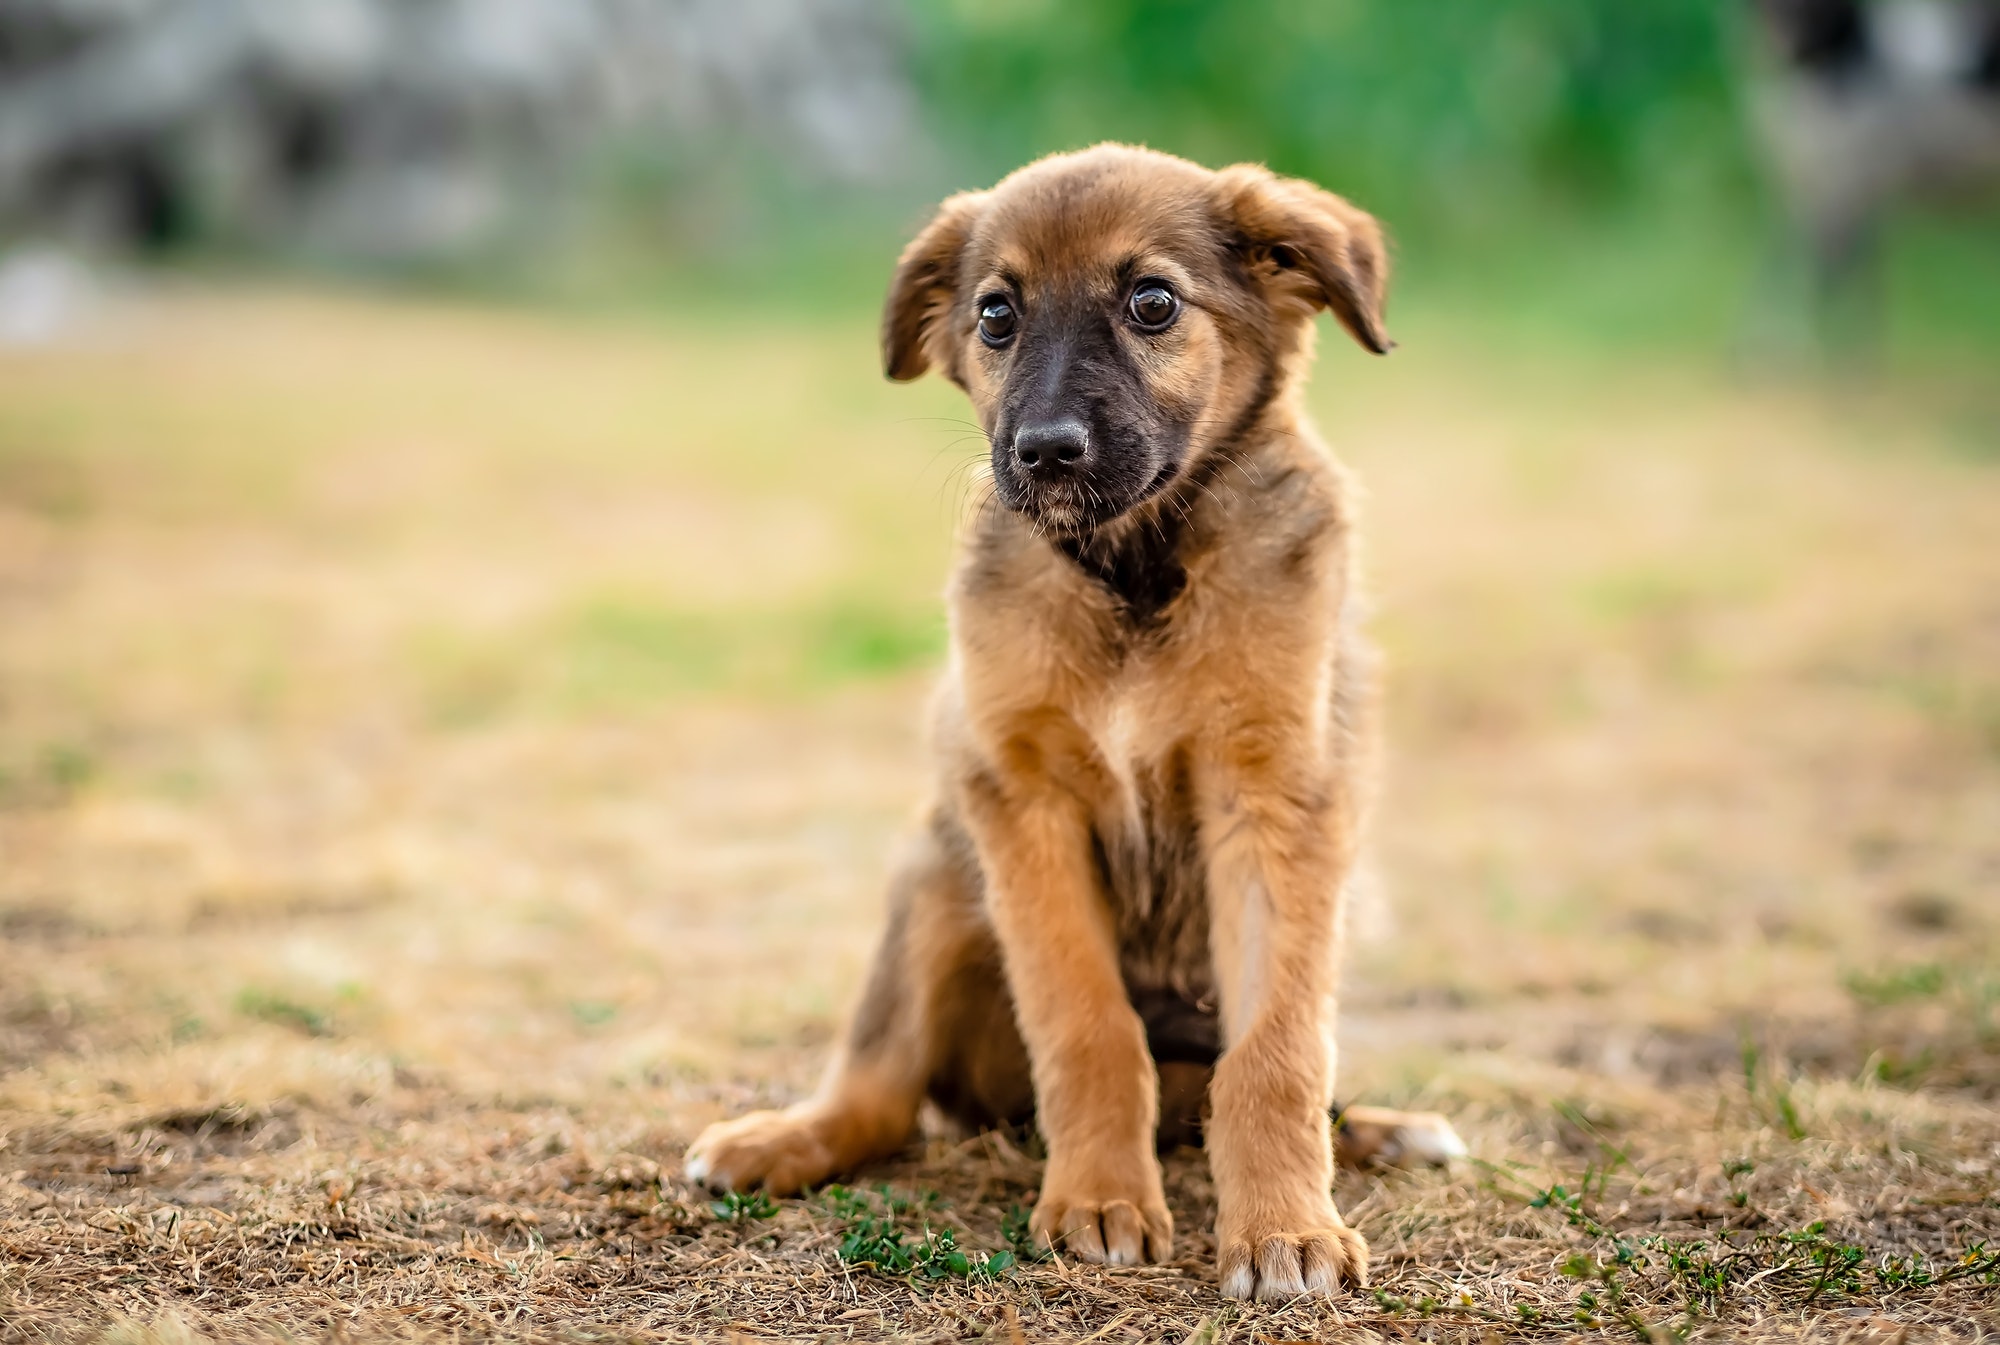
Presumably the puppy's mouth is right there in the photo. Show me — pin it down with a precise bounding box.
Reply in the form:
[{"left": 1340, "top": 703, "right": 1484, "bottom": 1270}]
[{"left": 1000, "top": 459, "right": 1181, "bottom": 537}]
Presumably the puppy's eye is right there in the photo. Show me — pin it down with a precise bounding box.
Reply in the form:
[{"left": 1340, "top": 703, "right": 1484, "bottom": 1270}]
[
  {"left": 1127, "top": 283, "right": 1180, "bottom": 331},
  {"left": 977, "top": 298, "right": 1017, "bottom": 347}
]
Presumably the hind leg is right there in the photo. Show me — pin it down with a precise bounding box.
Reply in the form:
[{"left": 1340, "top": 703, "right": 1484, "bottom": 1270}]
[
  {"left": 922, "top": 926, "right": 1037, "bottom": 1135},
  {"left": 685, "top": 808, "right": 1000, "bottom": 1194}
]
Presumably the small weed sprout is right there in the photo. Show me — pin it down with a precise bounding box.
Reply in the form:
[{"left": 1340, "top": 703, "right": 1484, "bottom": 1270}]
[
  {"left": 1781, "top": 1223, "right": 1870, "bottom": 1306},
  {"left": 817, "top": 1184, "right": 1014, "bottom": 1282},
  {"left": 1560, "top": 1252, "right": 1653, "bottom": 1341},
  {"left": 1738, "top": 1037, "right": 1807, "bottom": 1139},
  {"left": 710, "top": 1190, "right": 778, "bottom": 1222},
  {"left": 999, "top": 1202, "right": 1048, "bottom": 1262},
  {"left": 1722, "top": 1156, "right": 1755, "bottom": 1209}
]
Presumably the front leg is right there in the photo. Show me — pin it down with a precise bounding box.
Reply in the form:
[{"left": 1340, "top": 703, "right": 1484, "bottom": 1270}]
[
  {"left": 1201, "top": 740, "right": 1368, "bottom": 1300},
  {"left": 957, "top": 732, "right": 1172, "bottom": 1265}
]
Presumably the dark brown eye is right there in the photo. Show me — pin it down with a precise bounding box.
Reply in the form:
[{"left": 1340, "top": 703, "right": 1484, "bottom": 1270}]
[
  {"left": 977, "top": 298, "right": 1017, "bottom": 346},
  {"left": 1127, "top": 283, "right": 1179, "bottom": 331}
]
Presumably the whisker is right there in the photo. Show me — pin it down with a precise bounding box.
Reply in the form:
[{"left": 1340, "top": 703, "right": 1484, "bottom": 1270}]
[
  {"left": 898, "top": 415, "right": 993, "bottom": 439},
  {"left": 935, "top": 457, "right": 988, "bottom": 519}
]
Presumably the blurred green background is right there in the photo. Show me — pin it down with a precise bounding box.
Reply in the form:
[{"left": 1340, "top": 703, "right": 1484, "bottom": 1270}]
[
  {"left": 6, "top": 0, "right": 1994, "bottom": 362},
  {"left": 540, "top": 0, "right": 2000, "bottom": 361}
]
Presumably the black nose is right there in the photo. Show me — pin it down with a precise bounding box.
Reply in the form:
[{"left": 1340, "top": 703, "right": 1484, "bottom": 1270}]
[{"left": 1013, "top": 419, "right": 1090, "bottom": 471}]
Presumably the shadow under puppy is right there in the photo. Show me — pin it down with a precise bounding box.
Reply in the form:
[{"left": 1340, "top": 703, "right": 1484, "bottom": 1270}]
[{"left": 685, "top": 143, "right": 1461, "bottom": 1302}]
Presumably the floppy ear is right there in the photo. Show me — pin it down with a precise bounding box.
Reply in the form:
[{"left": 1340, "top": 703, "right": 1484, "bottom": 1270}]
[
  {"left": 881, "top": 190, "right": 989, "bottom": 382},
  {"left": 1215, "top": 165, "right": 1392, "bottom": 354}
]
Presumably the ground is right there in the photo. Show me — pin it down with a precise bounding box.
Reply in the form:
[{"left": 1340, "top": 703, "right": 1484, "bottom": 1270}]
[{"left": 0, "top": 284, "right": 1995, "bottom": 1342}]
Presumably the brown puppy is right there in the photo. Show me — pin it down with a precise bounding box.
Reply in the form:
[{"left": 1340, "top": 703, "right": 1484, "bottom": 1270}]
[{"left": 685, "top": 144, "right": 1459, "bottom": 1301}]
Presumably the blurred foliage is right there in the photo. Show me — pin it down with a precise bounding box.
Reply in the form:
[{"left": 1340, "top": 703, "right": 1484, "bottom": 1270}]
[
  {"left": 89, "top": 0, "right": 1993, "bottom": 356},
  {"left": 536, "top": 0, "right": 1797, "bottom": 347},
  {"left": 599, "top": 0, "right": 1988, "bottom": 359},
  {"left": 903, "top": 0, "right": 1751, "bottom": 240}
]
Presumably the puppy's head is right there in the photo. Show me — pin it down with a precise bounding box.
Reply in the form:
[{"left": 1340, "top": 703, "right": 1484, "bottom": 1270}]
[{"left": 883, "top": 144, "right": 1390, "bottom": 535}]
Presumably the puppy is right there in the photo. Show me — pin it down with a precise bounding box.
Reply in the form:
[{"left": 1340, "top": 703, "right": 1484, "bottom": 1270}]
[{"left": 685, "top": 143, "right": 1460, "bottom": 1301}]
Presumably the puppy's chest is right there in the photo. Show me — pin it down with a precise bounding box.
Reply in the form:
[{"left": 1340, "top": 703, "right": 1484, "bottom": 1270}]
[{"left": 1083, "top": 697, "right": 1213, "bottom": 1007}]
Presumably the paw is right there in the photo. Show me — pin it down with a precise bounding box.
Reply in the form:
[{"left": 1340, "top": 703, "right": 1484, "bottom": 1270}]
[
  {"left": 1216, "top": 1209, "right": 1368, "bottom": 1301},
  {"left": 1031, "top": 1186, "right": 1173, "bottom": 1266},
  {"left": 683, "top": 1107, "right": 835, "bottom": 1197},
  {"left": 1336, "top": 1105, "right": 1466, "bottom": 1170}
]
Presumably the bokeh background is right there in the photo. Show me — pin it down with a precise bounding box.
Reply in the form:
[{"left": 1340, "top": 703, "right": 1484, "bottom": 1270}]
[
  {"left": 6, "top": 0, "right": 1999, "bottom": 350},
  {"left": 1, "top": 2, "right": 1997, "bottom": 1340}
]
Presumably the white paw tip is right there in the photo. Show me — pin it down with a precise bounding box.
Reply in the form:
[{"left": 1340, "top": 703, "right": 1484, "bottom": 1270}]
[
  {"left": 682, "top": 1152, "right": 711, "bottom": 1185},
  {"left": 1220, "top": 1266, "right": 1256, "bottom": 1299},
  {"left": 1404, "top": 1120, "right": 1468, "bottom": 1166}
]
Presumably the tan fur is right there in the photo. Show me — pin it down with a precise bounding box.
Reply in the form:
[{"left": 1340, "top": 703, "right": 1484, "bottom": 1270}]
[{"left": 686, "top": 144, "right": 1455, "bottom": 1301}]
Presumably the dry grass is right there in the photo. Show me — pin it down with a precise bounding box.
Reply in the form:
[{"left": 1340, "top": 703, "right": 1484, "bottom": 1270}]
[{"left": 1, "top": 283, "right": 1996, "bottom": 1342}]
